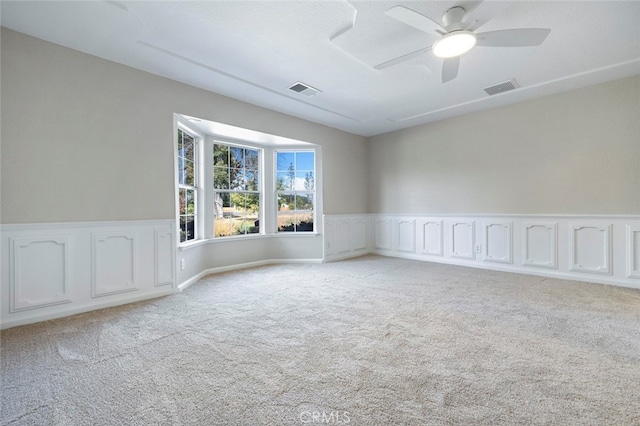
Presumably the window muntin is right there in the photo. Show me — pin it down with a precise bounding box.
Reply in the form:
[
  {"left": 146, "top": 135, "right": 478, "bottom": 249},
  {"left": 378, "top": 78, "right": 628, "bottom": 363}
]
[
  {"left": 213, "top": 143, "right": 261, "bottom": 237},
  {"left": 178, "top": 129, "right": 197, "bottom": 242},
  {"left": 276, "top": 150, "right": 315, "bottom": 233}
]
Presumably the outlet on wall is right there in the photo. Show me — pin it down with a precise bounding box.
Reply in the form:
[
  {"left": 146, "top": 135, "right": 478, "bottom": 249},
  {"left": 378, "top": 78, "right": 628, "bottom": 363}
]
[
  {"left": 475, "top": 245, "right": 481, "bottom": 253},
  {"left": 180, "top": 258, "right": 185, "bottom": 270}
]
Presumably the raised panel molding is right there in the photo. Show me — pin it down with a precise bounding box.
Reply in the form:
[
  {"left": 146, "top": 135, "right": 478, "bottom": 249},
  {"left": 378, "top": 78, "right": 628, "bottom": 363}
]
[
  {"left": 483, "top": 221, "right": 513, "bottom": 264},
  {"left": 570, "top": 224, "right": 612, "bottom": 275},
  {"left": 92, "top": 231, "right": 138, "bottom": 297},
  {"left": 420, "top": 219, "right": 444, "bottom": 256},
  {"left": 155, "top": 228, "right": 175, "bottom": 287},
  {"left": 396, "top": 219, "right": 416, "bottom": 253},
  {"left": 450, "top": 220, "right": 475, "bottom": 260},
  {"left": 375, "top": 218, "right": 392, "bottom": 251},
  {"left": 523, "top": 222, "right": 558, "bottom": 269},
  {"left": 324, "top": 219, "right": 335, "bottom": 257},
  {"left": 627, "top": 225, "right": 640, "bottom": 279},
  {"left": 352, "top": 219, "right": 367, "bottom": 252},
  {"left": 335, "top": 220, "right": 352, "bottom": 254},
  {"left": 9, "top": 236, "right": 71, "bottom": 312}
]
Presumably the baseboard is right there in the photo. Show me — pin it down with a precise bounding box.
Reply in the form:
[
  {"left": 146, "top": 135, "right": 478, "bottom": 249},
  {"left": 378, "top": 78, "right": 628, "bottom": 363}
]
[
  {"left": 178, "top": 258, "right": 324, "bottom": 292},
  {"left": 0, "top": 288, "right": 174, "bottom": 330}
]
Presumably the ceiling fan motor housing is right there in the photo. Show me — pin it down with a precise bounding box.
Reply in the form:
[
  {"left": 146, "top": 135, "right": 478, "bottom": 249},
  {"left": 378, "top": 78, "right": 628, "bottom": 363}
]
[{"left": 442, "top": 6, "right": 466, "bottom": 30}]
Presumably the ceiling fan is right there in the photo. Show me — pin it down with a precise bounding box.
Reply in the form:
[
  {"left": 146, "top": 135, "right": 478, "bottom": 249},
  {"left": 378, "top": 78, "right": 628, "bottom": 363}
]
[{"left": 376, "top": 4, "right": 551, "bottom": 83}]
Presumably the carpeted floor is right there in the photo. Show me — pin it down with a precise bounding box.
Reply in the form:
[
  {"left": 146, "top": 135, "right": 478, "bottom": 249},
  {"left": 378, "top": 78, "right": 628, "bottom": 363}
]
[{"left": 2, "top": 255, "right": 640, "bottom": 425}]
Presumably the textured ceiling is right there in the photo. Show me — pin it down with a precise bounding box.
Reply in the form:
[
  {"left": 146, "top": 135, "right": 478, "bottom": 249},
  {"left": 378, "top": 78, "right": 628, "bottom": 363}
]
[{"left": 2, "top": 1, "right": 639, "bottom": 137}]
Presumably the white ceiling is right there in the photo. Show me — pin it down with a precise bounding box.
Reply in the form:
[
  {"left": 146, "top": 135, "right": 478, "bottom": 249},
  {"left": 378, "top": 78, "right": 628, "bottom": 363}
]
[{"left": 2, "top": 1, "right": 639, "bottom": 137}]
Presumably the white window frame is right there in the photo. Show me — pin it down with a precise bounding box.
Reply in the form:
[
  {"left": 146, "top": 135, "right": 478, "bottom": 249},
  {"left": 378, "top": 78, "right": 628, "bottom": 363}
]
[{"left": 274, "top": 149, "right": 317, "bottom": 233}]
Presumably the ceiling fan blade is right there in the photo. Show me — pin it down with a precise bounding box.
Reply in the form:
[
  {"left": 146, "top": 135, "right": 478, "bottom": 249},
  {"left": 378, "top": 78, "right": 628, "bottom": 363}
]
[
  {"left": 475, "top": 28, "right": 551, "bottom": 47},
  {"left": 442, "top": 57, "right": 460, "bottom": 83},
  {"left": 374, "top": 46, "right": 432, "bottom": 70},
  {"left": 385, "top": 6, "right": 445, "bottom": 34}
]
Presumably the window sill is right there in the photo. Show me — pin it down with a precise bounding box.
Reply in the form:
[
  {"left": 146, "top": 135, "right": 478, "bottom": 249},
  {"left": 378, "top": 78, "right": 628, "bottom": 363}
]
[{"left": 178, "top": 232, "right": 320, "bottom": 251}]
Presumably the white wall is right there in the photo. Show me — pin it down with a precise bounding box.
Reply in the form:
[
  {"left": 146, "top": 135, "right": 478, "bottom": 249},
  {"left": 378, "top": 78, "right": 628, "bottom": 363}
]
[{"left": 367, "top": 75, "right": 640, "bottom": 215}]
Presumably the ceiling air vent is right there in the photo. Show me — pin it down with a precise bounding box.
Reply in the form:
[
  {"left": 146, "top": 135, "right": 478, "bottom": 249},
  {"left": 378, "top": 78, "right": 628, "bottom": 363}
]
[
  {"left": 289, "top": 82, "right": 321, "bottom": 97},
  {"left": 484, "top": 79, "right": 519, "bottom": 96}
]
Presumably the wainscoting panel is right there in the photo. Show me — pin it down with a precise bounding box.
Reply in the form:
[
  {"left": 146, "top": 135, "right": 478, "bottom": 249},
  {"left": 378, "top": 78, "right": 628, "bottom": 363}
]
[
  {"left": 628, "top": 225, "right": 640, "bottom": 279},
  {"left": 374, "top": 218, "right": 392, "bottom": 251},
  {"left": 336, "top": 214, "right": 640, "bottom": 290},
  {"left": 450, "top": 220, "right": 475, "bottom": 260},
  {"left": 352, "top": 219, "right": 368, "bottom": 252},
  {"left": 570, "top": 224, "right": 612, "bottom": 275},
  {"left": 323, "top": 215, "right": 371, "bottom": 262},
  {"left": 483, "top": 221, "right": 512, "bottom": 264},
  {"left": 155, "top": 227, "right": 175, "bottom": 287},
  {"left": 9, "top": 236, "right": 71, "bottom": 312},
  {"left": 92, "top": 232, "right": 138, "bottom": 297},
  {"left": 1, "top": 220, "right": 175, "bottom": 329},
  {"left": 523, "top": 222, "right": 557, "bottom": 269},
  {"left": 419, "top": 219, "right": 444, "bottom": 256},
  {"left": 395, "top": 219, "right": 416, "bottom": 253}
]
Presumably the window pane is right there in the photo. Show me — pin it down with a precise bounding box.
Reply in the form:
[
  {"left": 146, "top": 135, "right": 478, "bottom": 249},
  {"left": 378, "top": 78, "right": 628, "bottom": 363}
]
[
  {"left": 231, "top": 147, "right": 244, "bottom": 168},
  {"left": 179, "top": 188, "right": 186, "bottom": 215},
  {"left": 277, "top": 209, "right": 296, "bottom": 232},
  {"left": 185, "top": 189, "right": 195, "bottom": 214},
  {"left": 245, "top": 149, "right": 259, "bottom": 170},
  {"left": 214, "top": 166, "right": 229, "bottom": 189},
  {"left": 214, "top": 144, "right": 229, "bottom": 167},
  {"left": 245, "top": 171, "right": 259, "bottom": 191},
  {"left": 276, "top": 152, "right": 294, "bottom": 171},
  {"left": 180, "top": 215, "right": 195, "bottom": 242},
  {"left": 183, "top": 134, "right": 194, "bottom": 161},
  {"left": 178, "top": 157, "right": 186, "bottom": 185},
  {"left": 276, "top": 171, "right": 292, "bottom": 191},
  {"left": 184, "top": 159, "right": 195, "bottom": 186},
  {"left": 295, "top": 151, "right": 314, "bottom": 171},
  {"left": 230, "top": 168, "right": 244, "bottom": 190}
]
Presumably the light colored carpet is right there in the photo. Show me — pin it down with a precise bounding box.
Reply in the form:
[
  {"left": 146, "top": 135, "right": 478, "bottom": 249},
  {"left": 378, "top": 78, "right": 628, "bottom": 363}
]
[{"left": 3, "top": 255, "right": 640, "bottom": 425}]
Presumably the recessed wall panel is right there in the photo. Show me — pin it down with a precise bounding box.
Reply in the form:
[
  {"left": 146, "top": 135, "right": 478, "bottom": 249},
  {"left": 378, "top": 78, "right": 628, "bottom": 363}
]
[
  {"left": 155, "top": 229, "right": 174, "bottom": 287},
  {"left": 336, "top": 220, "right": 351, "bottom": 254},
  {"left": 92, "top": 232, "right": 138, "bottom": 297},
  {"left": 421, "top": 220, "right": 443, "bottom": 256},
  {"left": 352, "top": 219, "right": 367, "bottom": 252},
  {"left": 396, "top": 219, "right": 416, "bottom": 253},
  {"left": 523, "top": 222, "right": 557, "bottom": 269},
  {"left": 483, "top": 221, "right": 512, "bottom": 264},
  {"left": 375, "top": 218, "right": 392, "bottom": 251},
  {"left": 451, "top": 220, "right": 475, "bottom": 260},
  {"left": 10, "top": 237, "right": 71, "bottom": 312},
  {"left": 627, "top": 225, "right": 640, "bottom": 279},
  {"left": 570, "top": 224, "right": 611, "bottom": 275}
]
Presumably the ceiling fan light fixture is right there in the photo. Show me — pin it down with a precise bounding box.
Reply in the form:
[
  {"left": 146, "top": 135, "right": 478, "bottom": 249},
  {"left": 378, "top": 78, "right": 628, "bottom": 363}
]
[{"left": 433, "top": 31, "right": 477, "bottom": 58}]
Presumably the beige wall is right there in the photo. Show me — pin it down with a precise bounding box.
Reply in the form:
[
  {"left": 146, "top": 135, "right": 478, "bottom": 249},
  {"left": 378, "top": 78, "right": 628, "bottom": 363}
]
[
  {"left": 0, "top": 28, "right": 367, "bottom": 224},
  {"left": 367, "top": 75, "right": 640, "bottom": 215}
]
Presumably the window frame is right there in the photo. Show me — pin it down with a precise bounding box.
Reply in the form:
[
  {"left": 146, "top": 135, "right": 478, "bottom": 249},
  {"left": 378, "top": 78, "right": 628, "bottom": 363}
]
[
  {"left": 212, "top": 140, "right": 263, "bottom": 238},
  {"left": 274, "top": 149, "right": 317, "bottom": 234},
  {"left": 177, "top": 127, "right": 199, "bottom": 244}
]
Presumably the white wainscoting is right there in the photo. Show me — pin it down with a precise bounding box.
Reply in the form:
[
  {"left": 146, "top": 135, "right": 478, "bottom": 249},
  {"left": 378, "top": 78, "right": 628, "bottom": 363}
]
[
  {"left": 324, "top": 215, "right": 371, "bottom": 261},
  {"left": 1, "top": 220, "right": 175, "bottom": 329},
  {"left": 324, "top": 214, "right": 640, "bottom": 289}
]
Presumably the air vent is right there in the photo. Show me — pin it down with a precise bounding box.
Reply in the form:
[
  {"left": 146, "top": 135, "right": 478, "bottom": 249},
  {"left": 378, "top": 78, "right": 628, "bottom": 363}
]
[
  {"left": 484, "top": 79, "right": 519, "bottom": 96},
  {"left": 289, "top": 82, "right": 321, "bottom": 97}
]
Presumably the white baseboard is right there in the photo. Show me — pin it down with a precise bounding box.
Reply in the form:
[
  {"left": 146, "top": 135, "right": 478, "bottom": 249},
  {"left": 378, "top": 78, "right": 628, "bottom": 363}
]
[{"left": 178, "top": 258, "right": 323, "bottom": 292}]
